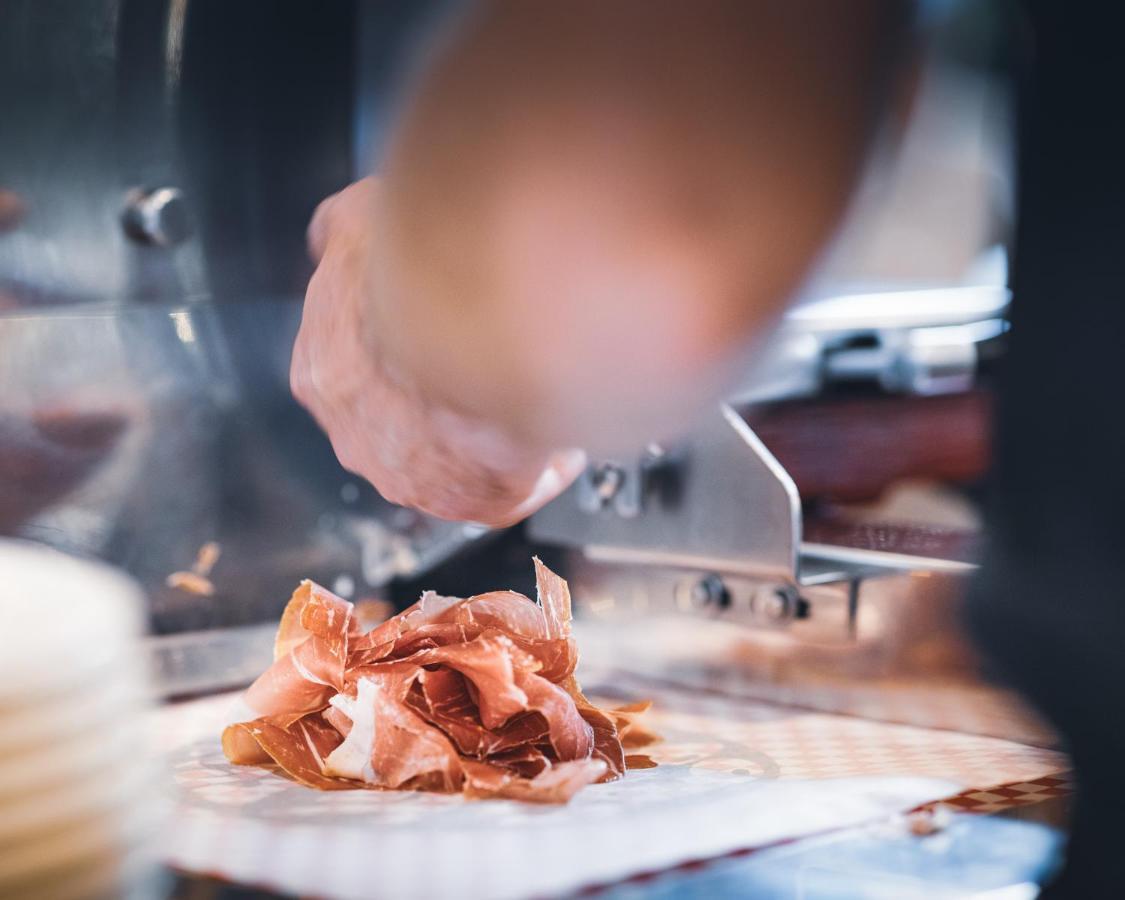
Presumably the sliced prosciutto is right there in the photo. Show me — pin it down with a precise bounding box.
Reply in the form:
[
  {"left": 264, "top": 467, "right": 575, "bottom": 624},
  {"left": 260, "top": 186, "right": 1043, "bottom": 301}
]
[{"left": 222, "top": 559, "right": 656, "bottom": 803}]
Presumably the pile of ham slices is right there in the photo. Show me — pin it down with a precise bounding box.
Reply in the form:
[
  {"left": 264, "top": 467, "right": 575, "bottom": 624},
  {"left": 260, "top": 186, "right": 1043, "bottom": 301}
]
[{"left": 223, "top": 559, "right": 656, "bottom": 802}]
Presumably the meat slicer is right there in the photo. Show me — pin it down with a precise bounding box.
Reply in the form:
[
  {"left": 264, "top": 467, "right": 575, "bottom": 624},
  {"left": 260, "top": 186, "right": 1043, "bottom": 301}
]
[{"left": 529, "top": 275, "right": 1053, "bottom": 746}]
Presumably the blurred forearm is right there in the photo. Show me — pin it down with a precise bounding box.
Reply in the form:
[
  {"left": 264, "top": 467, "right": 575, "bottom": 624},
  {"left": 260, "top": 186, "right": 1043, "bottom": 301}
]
[{"left": 371, "top": 0, "right": 912, "bottom": 454}]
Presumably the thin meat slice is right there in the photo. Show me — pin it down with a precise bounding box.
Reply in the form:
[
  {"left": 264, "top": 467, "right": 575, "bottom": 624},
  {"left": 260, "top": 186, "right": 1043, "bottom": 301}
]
[
  {"left": 577, "top": 704, "right": 627, "bottom": 782},
  {"left": 418, "top": 585, "right": 577, "bottom": 679},
  {"left": 362, "top": 621, "right": 576, "bottom": 683},
  {"left": 409, "top": 668, "right": 486, "bottom": 755},
  {"left": 221, "top": 722, "right": 272, "bottom": 766},
  {"left": 350, "top": 583, "right": 575, "bottom": 678},
  {"left": 223, "top": 559, "right": 655, "bottom": 803},
  {"left": 243, "top": 652, "right": 334, "bottom": 720},
  {"left": 462, "top": 758, "right": 607, "bottom": 803},
  {"left": 366, "top": 622, "right": 472, "bottom": 662},
  {"left": 611, "top": 701, "right": 662, "bottom": 750},
  {"left": 409, "top": 668, "right": 491, "bottom": 756},
  {"left": 533, "top": 556, "right": 572, "bottom": 639},
  {"left": 356, "top": 633, "right": 537, "bottom": 730},
  {"left": 488, "top": 745, "right": 551, "bottom": 779},
  {"left": 506, "top": 634, "right": 577, "bottom": 683},
  {"left": 362, "top": 672, "right": 463, "bottom": 791},
  {"left": 274, "top": 580, "right": 353, "bottom": 663},
  {"left": 448, "top": 590, "right": 549, "bottom": 639},
  {"left": 223, "top": 717, "right": 350, "bottom": 791},
  {"left": 244, "top": 583, "right": 355, "bottom": 717},
  {"left": 515, "top": 670, "right": 593, "bottom": 761},
  {"left": 324, "top": 672, "right": 463, "bottom": 791},
  {"left": 409, "top": 668, "right": 548, "bottom": 757},
  {"left": 353, "top": 588, "right": 571, "bottom": 670},
  {"left": 349, "top": 590, "right": 464, "bottom": 659},
  {"left": 289, "top": 626, "right": 348, "bottom": 691},
  {"left": 467, "top": 625, "right": 576, "bottom": 683},
  {"left": 322, "top": 701, "right": 352, "bottom": 737},
  {"left": 299, "top": 583, "right": 355, "bottom": 677},
  {"left": 558, "top": 674, "right": 628, "bottom": 781}
]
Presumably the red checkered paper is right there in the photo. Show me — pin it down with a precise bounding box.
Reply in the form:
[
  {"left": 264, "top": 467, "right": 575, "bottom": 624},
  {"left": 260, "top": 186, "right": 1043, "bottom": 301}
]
[
  {"left": 926, "top": 773, "right": 1074, "bottom": 815},
  {"left": 154, "top": 674, "right": 1069, "bottom": 899}
]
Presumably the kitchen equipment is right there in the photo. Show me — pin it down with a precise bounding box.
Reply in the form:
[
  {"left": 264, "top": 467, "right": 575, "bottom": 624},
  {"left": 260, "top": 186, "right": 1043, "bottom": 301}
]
[
  {"left": 0, "top": 0, "right": 460, "bottom": 693},
  {"left": 530, "top": 277, "right": 1051, "bottom": 747}
]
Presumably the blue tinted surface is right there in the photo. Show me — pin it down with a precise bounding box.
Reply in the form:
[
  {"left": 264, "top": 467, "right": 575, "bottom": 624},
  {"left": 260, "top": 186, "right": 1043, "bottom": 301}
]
[{"left": 598, "top": 815, "right": 1063, "bottom": 900}]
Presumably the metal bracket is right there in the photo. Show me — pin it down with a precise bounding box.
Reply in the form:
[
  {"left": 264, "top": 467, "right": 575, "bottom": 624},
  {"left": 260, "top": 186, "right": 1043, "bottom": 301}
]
[{"left": 530, "top": 403, "right": 802, "bottom": 582}]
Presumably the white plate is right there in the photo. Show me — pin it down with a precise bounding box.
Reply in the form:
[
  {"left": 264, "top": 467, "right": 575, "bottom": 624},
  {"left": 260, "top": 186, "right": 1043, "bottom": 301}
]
[
  {"left": 0, "top": 652, "right": 150, "bottom": 711},
  {"left": 0, "top": 674, "right": 147, "bottom": 755},
  {"left": 0, "top": 715, "right": 150, "bottom": 803},
  {"left": 0, "top": 795, "right": 161, "bottom": 888},
  {"left": 0, "top": 750, "right": 158, "bottom": 842},
  {"left": 0, "top": 540, "right": 145, "bottom": 696}
]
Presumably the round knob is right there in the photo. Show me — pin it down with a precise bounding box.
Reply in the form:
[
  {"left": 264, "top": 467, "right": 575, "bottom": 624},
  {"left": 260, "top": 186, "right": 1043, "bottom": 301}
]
[
  {"left": 122, "top": 187, "right": 191, "bottom": 247},
  {"left": 752, "top": 584, "right": 799, "bottom": 624},
  {"left": 590, "top": 463, "right": 625, "bottom": 504},
  {"left": 689, "top": 574, "right": 730, "bottom": 610}
]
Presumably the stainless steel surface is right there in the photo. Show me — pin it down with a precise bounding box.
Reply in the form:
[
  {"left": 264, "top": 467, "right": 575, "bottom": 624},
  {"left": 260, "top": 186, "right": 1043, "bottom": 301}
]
[
  {"left": 736, "top": 280, "right": 1010, "bottom": 406},
  {"left": 529, "top": 270, "right": 1021, "bottom": 737},
  {"left": 532, "top": 404, "right": 802, "bottom": 582},
  {"left": 789, "top": 282, "right": 1009, "bottom": 331},
  {"left": 530, "top": 275, "right": 1001, "bottom": 652},
  {"left": 0, "top": 0, "right": 205, "bottom": 306},
  {"left": 801, "top": 541, "right": 977, "bottom": 575},
  {"left": 0, "top": 2, "right": 481, "bottom": 662},
  {"left": 147, "top": 624, "right": 275, "bottom": 697},
  {"left": 0, "top": 301, "right": 482, "bottom": 636},
  {"left": 572, "top": 558, "right": 1055, "bottom": 746},
  {"left": 532, "top": 274, "right": 1005, "bottom": 594},
  {"left": 575, "top": 452, "right": 664, "bottom": 519},
  {"left": 574, "top": 559, "right": 853, "bottom": 645},
  {"left": 0, "top": 0, "right": 361, "bottom": 308}
]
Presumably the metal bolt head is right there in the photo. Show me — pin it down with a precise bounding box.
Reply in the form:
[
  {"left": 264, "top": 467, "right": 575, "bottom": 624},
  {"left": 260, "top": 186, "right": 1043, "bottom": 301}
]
[
  {"left": 689, "top": 574, "right": 730, "bottom": 610},
  {"left": 753, "top": 584, "right": 797, "bottom": 624},
  {"left": 122, "top": 186, "right": 191, "bottom": 247},
  {"left": 590, "top": 463, "right": 624, "bottom": 503}
]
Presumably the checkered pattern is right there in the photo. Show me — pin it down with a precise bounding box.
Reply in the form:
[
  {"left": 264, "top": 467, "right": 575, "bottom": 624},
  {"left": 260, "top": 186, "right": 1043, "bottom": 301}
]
[
  {"left": 597, "top": 672, "right": 1070, "bottom": 791},
  {"left": 156, "top": 684, "right": 1070, "bottom": 793},
  {"left": 924, "top": 773, "right": 1075, "bottom": 815},
  {"left": 156, "top": 677, "right": 1073, "bottom": 898},
  {"left": 575, "top": 620, "right": 1058, "bottom": 747}
]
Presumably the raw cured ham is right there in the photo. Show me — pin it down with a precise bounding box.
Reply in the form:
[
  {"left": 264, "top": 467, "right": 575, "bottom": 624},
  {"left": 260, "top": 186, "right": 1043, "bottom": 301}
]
[{"left": 223, "top": 559, "right": 656, "bottom": 802}]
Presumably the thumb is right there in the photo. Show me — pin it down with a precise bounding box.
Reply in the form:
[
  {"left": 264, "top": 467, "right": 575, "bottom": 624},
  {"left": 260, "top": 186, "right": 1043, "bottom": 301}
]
[{"left": 490, "top": 449, "right": 587, "bottom": 527}]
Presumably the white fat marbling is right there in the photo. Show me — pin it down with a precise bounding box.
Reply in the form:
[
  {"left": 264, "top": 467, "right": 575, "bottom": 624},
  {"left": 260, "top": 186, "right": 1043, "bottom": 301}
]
[{"left": 323, "top": 678, "right": 378, "bottom": 783}]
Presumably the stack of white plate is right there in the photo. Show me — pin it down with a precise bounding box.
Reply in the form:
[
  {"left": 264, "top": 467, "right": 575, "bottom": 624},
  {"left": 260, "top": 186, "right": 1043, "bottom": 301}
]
[{"left": 0, "top": 540, "right": 163, "bottom": 900}]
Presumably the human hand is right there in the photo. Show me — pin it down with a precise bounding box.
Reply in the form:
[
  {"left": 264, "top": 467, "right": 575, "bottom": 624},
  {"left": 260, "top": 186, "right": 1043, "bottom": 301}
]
[{"left": 290, "top": 178, "right": 585, "bottom": 527}]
